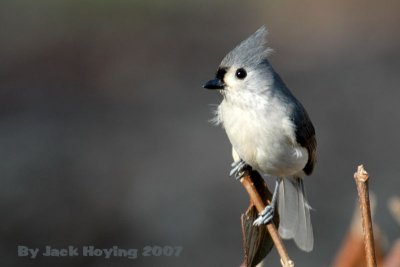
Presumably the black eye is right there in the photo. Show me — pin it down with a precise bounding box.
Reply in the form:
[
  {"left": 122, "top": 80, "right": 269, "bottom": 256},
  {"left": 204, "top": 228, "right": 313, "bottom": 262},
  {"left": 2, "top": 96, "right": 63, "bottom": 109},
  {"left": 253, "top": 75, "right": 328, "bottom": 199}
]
[{"left": 235, "top": 68, "right": 247, "bottom": 79}]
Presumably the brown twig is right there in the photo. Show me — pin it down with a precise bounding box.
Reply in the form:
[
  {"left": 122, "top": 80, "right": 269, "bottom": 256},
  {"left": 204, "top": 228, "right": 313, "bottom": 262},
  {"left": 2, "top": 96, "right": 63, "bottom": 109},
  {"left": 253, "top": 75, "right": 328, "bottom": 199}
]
[
  {"left": 332, "top": 193, "right": 384, "bottom": 267},
  {"left": 354, "top": 165, "right": 377, "bottom": 267},
  {"left": 332, "top": 196, "right": 367, "bottom": 267},
  {"left": 240, "top": 170, "right": 294, "bottom": 267}
]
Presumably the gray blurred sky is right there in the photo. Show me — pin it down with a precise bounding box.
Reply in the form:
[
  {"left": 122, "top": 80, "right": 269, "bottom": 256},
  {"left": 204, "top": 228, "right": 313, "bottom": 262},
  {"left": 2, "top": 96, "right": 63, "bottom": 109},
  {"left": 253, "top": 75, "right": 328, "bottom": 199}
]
[{"left": 1, "top": 0, "right": 400, "bottom": 266}]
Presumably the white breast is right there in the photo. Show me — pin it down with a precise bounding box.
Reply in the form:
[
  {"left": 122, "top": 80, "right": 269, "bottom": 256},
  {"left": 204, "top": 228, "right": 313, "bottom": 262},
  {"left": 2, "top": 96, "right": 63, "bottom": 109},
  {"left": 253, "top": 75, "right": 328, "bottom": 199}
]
[{"left": 218, "top": 95, "right": 308, "bottom": 177}]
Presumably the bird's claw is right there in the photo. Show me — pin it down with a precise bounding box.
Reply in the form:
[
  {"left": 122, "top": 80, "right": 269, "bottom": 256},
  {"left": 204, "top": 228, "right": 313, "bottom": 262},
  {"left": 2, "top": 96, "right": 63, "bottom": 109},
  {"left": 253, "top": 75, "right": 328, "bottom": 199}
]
[
  {"left": 253, "top": 204, "right": 275, "bottom": 226},
  {"left": 230, "top": 159, "right": 248, "bottom": 180},
  {"left": 253, "top": 179, "right": 280, "bottom": 226}
]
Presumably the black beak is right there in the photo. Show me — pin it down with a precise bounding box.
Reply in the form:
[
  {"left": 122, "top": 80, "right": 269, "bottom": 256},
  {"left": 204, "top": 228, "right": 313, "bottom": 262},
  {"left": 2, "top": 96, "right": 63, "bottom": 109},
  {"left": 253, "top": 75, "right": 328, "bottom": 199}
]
[{"left": 203, "top": 78, "right": 224, "bottom": 90}]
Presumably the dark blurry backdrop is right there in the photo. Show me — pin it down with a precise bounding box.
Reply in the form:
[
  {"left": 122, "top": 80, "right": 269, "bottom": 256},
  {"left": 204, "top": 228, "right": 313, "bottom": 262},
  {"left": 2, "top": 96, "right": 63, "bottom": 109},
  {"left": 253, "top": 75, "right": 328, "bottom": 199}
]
[{"left": 1, "top": 0, "right": 400, "bottom": 266}]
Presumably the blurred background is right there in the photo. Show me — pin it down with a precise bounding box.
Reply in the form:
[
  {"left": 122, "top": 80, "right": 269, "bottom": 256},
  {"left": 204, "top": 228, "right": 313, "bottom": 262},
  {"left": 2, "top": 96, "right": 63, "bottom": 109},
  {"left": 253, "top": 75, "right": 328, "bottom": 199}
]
[{"left": 1, "top": 0, "right": 400, "bottom": 266}]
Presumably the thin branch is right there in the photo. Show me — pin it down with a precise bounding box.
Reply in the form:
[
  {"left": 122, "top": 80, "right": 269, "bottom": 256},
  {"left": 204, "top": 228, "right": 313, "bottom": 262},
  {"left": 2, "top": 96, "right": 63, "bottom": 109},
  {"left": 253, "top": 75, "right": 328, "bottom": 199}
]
[
  {"left": 354, "top": 165, "right": 377, "bottom": 267},
  {"left": 332, "top": 198, "right": 366, "bottom": 267},
  {"left": 332, "top": 193, "right": 384, "bottom": 267},
  {"left": 240, "top": 169, "right": 294, "bottom": 267}
]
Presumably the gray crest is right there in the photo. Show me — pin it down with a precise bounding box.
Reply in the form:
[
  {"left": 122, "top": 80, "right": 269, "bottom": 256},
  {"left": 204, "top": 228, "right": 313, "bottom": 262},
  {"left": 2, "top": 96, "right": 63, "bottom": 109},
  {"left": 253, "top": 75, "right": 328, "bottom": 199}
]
[{"left": 221, "top": 26, "right": 273, "bottom": 68}]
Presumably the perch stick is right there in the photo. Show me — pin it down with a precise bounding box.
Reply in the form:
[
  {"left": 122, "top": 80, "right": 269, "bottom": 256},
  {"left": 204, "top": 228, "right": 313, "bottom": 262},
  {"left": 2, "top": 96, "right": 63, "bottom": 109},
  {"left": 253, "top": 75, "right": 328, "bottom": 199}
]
[
  {"left": 332, "top": 192, "right": 384, "bottom": 267},
  {"left": 354, "top": 165, "right": 377, "bottom": 267},
  {"left": 240, "top": 170, "right": 294, "bottom": 267}
]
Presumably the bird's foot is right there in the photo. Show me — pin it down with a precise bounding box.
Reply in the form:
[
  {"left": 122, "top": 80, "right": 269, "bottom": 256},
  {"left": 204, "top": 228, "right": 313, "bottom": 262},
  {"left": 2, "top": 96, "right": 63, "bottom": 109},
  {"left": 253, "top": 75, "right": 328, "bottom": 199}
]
[
  {"left": 253, "top": 204, "right": 275, "bottom": 226},
  {"left": 229, "top": 159, "right": 250, "bottom": 180},
  {"left": 253, "top": 179, "right": 280, "bottom": 226}
]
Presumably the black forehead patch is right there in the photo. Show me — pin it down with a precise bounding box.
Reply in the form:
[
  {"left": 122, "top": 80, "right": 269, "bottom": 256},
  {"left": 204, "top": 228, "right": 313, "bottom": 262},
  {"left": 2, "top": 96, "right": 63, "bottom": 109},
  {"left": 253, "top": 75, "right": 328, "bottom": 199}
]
[{"left": 216, "top": 67, "right": 227, "bottom": 80}]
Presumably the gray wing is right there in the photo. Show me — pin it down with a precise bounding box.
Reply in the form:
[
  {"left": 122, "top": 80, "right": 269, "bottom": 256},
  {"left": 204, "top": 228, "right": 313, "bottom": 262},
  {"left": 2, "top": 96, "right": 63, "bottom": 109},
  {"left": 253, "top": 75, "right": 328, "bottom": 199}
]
[
  {"left": 293, "top": 106, "right": 316, "bottom": 175},
  {"left": 271, "top": 69, "right": 316, "bottom": 175},
  {"left": 271, "top": 70, "right": 316, "bottom": 251}
]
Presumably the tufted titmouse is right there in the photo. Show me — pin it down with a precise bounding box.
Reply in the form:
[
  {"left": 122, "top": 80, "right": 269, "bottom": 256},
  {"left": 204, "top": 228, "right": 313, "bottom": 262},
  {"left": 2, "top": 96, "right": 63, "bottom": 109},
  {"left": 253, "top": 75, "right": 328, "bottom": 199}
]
[{"left": 204, "top": 27, "right": 316, "bottom": 252}]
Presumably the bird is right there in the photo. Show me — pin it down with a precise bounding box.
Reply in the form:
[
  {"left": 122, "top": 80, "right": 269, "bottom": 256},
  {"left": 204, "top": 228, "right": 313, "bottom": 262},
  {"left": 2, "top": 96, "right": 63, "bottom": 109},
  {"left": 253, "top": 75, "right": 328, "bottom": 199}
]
[{"left": 203, "top": 26, "right": 316, "bottom": 252}]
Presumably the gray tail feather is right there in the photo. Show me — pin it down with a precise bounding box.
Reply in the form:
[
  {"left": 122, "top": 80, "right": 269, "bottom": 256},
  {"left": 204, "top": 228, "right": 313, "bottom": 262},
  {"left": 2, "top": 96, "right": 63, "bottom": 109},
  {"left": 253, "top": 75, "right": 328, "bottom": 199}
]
[{"left": 277, "top": 176, "right": 314, "bottom": 252}]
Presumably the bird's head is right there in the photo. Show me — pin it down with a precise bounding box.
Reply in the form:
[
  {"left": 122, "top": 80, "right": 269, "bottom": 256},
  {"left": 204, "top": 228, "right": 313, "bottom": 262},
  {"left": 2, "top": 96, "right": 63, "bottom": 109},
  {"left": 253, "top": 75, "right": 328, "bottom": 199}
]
[{"left": 204, "top": 26, "right": 274, "bottom": 98}]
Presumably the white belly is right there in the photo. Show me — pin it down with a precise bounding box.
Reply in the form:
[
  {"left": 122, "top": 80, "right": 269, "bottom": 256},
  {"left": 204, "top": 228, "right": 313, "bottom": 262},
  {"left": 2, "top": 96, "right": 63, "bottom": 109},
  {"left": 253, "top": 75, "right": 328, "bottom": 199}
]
[{"left": 220, "top": 100, "right": 308, "bottom": 177}]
